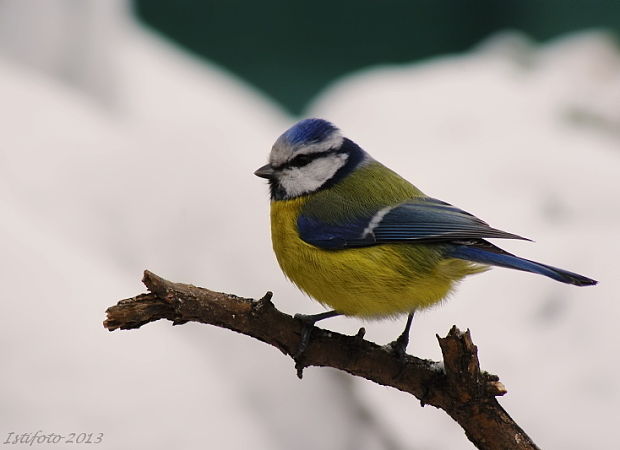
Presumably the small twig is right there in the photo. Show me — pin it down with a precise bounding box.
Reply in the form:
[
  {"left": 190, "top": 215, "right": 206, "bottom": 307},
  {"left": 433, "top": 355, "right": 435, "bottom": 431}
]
[{"left": 104, "top": 270, "right": 539, "bottom": 450}]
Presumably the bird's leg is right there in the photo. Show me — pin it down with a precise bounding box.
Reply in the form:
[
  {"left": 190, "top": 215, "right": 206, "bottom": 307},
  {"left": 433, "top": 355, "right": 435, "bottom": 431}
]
[
  {"left": 389, "top": 310, "right": 416, "bottom": 357},
  {"left": 293, "top": 310, "right": 341, "bottom": 359}
]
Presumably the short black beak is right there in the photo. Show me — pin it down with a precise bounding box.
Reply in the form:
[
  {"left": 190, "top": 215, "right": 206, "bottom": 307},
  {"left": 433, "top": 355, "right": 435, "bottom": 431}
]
[{"left": 254, "top": 164, "right": 275, "bottom": 179}]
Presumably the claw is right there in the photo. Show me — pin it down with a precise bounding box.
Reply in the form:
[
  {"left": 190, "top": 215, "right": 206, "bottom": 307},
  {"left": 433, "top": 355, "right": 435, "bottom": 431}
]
[
  {"left": 389, "top": 310, "right": 415, "bottom": 358},
  {"left": 389, "top": 332, "right": 410, "bottom": 359},
  {"left": 293, "top": 314, "right": 315, "bottom": 360},
  {"left": 292, "top": 311, "right": 341, "bottom": 378},
  {"left": 293, "top": 310, "right": 340, "bottom": 359}
]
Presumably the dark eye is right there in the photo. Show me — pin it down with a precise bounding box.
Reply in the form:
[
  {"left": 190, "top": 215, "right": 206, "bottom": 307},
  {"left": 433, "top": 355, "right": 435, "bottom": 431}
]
[{"left": 289, "top": 154, "right": 314, "bottom": 167}]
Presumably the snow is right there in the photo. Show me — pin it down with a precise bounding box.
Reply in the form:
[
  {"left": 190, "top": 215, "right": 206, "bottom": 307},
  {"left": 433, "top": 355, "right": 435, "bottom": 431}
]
[{"left": 0, "top": 1, "right": 617, "bottom": 449}]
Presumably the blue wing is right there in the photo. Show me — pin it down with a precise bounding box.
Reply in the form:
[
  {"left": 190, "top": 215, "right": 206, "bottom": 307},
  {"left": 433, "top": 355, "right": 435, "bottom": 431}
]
[{"left": 297, "top": 197, "right": 528, "bottom": 250}]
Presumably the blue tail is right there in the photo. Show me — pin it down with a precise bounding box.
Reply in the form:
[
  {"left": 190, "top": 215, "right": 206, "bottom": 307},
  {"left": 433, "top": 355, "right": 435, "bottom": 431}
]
[{"left": 450, "top": 245, "right": 597, "bottom": 287}]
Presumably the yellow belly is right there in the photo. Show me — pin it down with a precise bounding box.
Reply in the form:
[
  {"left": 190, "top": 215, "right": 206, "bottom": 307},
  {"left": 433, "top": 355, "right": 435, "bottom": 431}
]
[{"left": 270, "top": 197, "right": 487, "bottom": 318}]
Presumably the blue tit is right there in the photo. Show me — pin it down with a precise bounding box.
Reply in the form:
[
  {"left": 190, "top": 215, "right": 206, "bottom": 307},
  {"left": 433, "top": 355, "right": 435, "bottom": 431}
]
[{"left": 255, "top": 118, "right": 597, "bottom": 353}]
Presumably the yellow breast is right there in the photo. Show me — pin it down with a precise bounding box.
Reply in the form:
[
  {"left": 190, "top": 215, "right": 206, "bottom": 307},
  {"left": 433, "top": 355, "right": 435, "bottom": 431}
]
[{"left": 270, "top": 197, "right": 486, "bottom": 318}]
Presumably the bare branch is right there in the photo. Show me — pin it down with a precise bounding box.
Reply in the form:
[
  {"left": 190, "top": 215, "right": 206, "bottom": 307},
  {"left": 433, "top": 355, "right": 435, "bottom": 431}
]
[{"left": 104, "top": 270, "right": 539, "bottom": 450}]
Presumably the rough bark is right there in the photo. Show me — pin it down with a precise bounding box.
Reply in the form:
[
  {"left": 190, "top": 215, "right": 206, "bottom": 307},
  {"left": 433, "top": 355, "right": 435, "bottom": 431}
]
[{"left": 104, "top": 270, "right": 540, "bottom": 450}]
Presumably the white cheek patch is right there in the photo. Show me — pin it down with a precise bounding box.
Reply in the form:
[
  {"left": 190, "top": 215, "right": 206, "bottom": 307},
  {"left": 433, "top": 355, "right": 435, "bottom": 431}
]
[{"left": 279, "top": 153, "right": 348, "bottom": 197}]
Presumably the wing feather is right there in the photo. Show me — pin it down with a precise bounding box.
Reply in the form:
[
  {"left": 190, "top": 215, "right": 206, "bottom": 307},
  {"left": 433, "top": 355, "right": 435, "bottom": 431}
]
[{"left": 298, "top": 197, "right": 528, "bottom": 249}]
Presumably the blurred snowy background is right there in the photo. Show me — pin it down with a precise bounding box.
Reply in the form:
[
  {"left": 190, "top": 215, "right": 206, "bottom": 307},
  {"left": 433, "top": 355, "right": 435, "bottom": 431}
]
[{"left": 0, "top": 1, "right": 617, "bottom": 449}]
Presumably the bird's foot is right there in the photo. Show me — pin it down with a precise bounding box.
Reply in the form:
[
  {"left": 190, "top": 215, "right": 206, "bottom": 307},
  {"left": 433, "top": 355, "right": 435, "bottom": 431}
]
[
  {"left": 388, "top": 332, "right": 410, "bottom": 359},
  {"left": 388, "top": 326, "right": 414, "bottom": 381},
  {"left": 293, "top": 313, "right": 316, "bottom": 361},
  {"left": 292, "top": 310, "right": 341, "bottom": 378},
  {"left": 389, "top": 310, "right": 415, "bottom": 358}
]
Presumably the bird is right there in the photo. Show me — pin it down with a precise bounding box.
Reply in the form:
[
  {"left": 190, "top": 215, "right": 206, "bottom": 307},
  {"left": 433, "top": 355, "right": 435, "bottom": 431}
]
[{"left": 254, "top": 118, "right": 597, "bottom": 356}]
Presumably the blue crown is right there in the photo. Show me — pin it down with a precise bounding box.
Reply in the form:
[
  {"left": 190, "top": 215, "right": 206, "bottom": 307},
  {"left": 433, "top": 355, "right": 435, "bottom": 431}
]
[{"left": 282, "top": 118, "right": 339, "bottom": 147}]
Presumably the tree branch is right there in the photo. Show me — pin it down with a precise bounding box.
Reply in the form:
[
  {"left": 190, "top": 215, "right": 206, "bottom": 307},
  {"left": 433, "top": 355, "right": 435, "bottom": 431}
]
[{"left": 104, "top": 270, "right": 539, "bottom": 450}]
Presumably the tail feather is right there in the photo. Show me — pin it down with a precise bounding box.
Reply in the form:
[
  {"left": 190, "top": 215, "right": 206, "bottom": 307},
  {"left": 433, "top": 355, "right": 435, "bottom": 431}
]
[{"left": 450, "top": 245, "right": 597, "bottom": 287}]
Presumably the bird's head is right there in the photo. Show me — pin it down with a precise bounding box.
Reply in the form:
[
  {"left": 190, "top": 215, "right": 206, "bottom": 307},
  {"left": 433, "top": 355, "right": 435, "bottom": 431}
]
[{"left": 255, "top": 118, "right": 366, "bottom": 200}]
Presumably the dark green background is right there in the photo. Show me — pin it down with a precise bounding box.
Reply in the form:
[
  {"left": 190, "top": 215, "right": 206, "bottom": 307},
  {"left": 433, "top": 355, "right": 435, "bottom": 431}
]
[{"left": 134, "top": 0, "right": 620, "bottom": 115}]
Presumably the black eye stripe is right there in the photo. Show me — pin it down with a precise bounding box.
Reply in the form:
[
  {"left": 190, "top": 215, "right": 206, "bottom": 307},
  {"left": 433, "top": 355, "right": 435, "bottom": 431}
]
[
  {"left": 277, "top": 148, "right": 346, "bottom": 170},
  {"left": 288, "top": 153, "right": 314, "bottom": 168}
]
